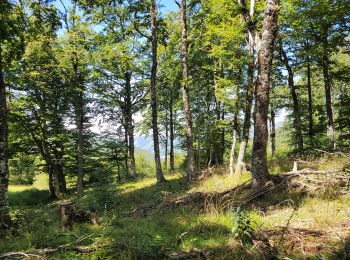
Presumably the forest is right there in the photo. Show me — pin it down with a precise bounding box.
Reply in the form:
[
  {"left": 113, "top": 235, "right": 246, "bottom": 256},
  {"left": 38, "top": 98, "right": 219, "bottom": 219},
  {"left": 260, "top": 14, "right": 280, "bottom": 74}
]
[{"left": 0, "top": 0, "right": 350, "bottom": 259}]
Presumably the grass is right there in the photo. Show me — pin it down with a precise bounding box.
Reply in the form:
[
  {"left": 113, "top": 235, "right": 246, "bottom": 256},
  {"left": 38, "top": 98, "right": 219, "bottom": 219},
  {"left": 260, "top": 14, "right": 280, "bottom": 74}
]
[
  {"left": 8, "top": 174, "right": 51, "bottom": 207},
  {"left": 1, "top": 153, "right": 350, "bottom": 259}
]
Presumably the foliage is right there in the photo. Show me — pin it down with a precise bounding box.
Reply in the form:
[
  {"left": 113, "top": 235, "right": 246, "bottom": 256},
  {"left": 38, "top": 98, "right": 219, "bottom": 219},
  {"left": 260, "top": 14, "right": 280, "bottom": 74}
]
[{"left": 231, "top": 207, "right": 255, "bottom": 244}]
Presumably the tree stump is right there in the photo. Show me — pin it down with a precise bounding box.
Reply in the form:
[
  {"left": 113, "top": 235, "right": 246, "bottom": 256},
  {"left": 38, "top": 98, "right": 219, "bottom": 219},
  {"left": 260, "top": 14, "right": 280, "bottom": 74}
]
[
  {"left": 59, "top": 202, "right": 75, "bottom": 231},
  {"left": 59, "top": 202, "right": 99, "bottom": 230}
]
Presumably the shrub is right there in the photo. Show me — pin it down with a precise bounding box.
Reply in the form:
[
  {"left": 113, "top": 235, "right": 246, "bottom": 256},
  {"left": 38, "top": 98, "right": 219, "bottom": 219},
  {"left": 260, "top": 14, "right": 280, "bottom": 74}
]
[{"left": 231, "top": 207, "right": 255, "bottom": 244}]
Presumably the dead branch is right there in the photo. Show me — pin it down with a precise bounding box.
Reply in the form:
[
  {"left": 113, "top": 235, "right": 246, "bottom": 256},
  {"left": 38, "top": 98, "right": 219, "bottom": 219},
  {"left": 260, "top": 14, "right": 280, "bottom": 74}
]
[
  {"left": 0, "top": 252, "right": 45, "bottom": 259},
  {"left": 37, "top": 233, "right": 95, "bottom": 256},
  {"left": 122, "top": 179, "right": 252, "bottom": 217},
  {"left": 314, "top": 149, "right": 344, "bottom": 157},
  {"left": 282, "top": 168, "right": 344, "bottom": 177}
]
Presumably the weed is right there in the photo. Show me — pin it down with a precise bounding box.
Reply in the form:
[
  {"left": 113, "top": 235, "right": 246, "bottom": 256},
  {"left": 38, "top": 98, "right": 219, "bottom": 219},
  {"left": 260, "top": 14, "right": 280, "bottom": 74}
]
[{"left": 232, "top": 207, "right": 255, "bottom": 245}]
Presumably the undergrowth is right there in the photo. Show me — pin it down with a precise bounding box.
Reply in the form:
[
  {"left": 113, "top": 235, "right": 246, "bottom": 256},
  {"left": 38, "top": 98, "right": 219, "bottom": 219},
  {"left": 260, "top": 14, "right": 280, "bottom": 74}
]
[{"left": 1, "top": 154, "right": 350, "bottom": 259}]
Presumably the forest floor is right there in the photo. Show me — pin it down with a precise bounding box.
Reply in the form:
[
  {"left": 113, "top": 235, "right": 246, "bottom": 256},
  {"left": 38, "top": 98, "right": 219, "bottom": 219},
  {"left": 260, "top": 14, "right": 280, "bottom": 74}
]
[{"left": 1, "top": 153, "right": 350, "bottom": 259}]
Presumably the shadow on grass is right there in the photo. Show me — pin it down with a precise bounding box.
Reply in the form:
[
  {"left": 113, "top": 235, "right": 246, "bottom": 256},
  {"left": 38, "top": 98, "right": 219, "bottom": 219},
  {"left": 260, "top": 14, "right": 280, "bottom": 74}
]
[
  {"left": 330, "top": 235, "right": 350, "bottom": 259},
  {"left": 78, "top": 177, "right": 190, "bottom": 213},
  {"left": 9, "top": 189, "right": 51, "bottom": 206}
]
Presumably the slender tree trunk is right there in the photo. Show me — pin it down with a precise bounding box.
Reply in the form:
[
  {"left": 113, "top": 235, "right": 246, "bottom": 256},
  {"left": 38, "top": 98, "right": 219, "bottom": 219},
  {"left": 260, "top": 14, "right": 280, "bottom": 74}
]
[
  {"left": 53, "top": 141, "right": 66, "bottom": 198},
  {"left": 251, "top": 0, "right": 279, "bottom": 189},
  {"left": 307, "top": 55, "right": 313, "bottom": 145},
  {"left": 75, "top": 98, "right": 84, "bottom": 197},
  {"left": 235, "top": 0, "right": 256, "bottom": 175},
  {"left": 48, "top": 166, "right": 55, "bottom": 197},
  {"left": 123, "top": 123, "right": 129, "bottom": 177},
  {"left": 321, "top": 30, "right": 335, "bottom": 148},
  {"left": 280, "top": 44, "right": 303, "bottom": 150},
  {"left": 0, "top": 44, "right": 11, "bottom": 229},
  {"left": 270, "top": 108, "right": 276, "bottom": 157},
  {"left": 150, "top": 0, "right": 165, "bottom": 183},
  {"left": 180, "top": 0, "right": 195, "bottom": 179},
  {"left": 125, "top": 72, "right": 136, "bottom": 178},
  {"left": 221, "top": 109, "right": 225, "bottom": 163},
  {"left": 229, "top": 110, "right": 238, "bottom": 176},
  {"left": 72, "top": 60, "right": 85, "bottom": 197},
  {"left": 165, "top": 109, "right": 168, "bottom": 173},
  {"left": 46, "top": 148, "right": 66, "bottom": 199},
  {"left": 213, "top": 97, "right": 221, "bottom": 164},
  {"left": 169, "top": 98, "right": 175, "bottom": 172}
]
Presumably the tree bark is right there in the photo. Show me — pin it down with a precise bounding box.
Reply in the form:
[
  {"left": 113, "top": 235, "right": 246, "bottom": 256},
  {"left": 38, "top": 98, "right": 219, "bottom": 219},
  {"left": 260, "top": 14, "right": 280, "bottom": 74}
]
[
  {"left": 321, "top": 29, "right": 335, "bottom": 148},
  {"left": 213, "top": 76, "right": 223, "bottom": 165},
  {"left": 165, "top": 109, "right": 168, "bottom": 173},
  {"left": 0, "top": 44, "right": 11, "bottom": 229},
  {"left": 123, "top": 122, "right": 129, "bottom": 177},
  {"left": 229, "top": 110, "right": 238, "bottom": 176},
  {"left": 307, "top": 54, "right": 313, "bottom": 145},
  {"left": 280, "top": 44, "right": 303, "bottom": 151},
  {"left": 180, "top": 0, "right": 195, "bottom": 179},
  {"left": 125, "top": 72, "right": 136, "bottom": 178},
  {"left": 72, "top": 58, "right": 85, "bottom": 197},
  {"left": 169, "top": 98, "right": 175, "bottom": 172},
  {"left": 75, "top": 93, "right": 84, "bottom": 197},
  {"left": 150, "top": 0, "right": 165, "bottom": 183},
  {"left": 235, "top": 0, "right": 256, "bottom": 175},
  {"left": 270, "top": 108, "right": 275, "bottom": 157},
  {"left": 251, "top": 0, "right": 279, "bottom": 189},
  {"left": 49, "top": 162, "right": 66, "bottom": 199}
]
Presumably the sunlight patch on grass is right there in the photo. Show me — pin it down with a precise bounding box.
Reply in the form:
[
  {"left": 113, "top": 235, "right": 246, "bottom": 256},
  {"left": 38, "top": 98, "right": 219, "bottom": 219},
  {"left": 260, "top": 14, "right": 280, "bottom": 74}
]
[
  {"left": 118, "top": 172, "right": 183, "bottom": 194},
  {"left": 191, "top": 172, "right": 251, "bottom": 193},
  {"left": 261, "top": 197, "right": 350, "bottom": 231},
  {"left": 9, "top": 174, "right": 48, "bottom": 192}
]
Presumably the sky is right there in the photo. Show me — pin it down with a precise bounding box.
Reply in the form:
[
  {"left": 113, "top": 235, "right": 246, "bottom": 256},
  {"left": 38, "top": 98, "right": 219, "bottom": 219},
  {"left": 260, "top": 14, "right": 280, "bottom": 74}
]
[{"left": 159, "top": 0, "right": 178, "bottom": 14}]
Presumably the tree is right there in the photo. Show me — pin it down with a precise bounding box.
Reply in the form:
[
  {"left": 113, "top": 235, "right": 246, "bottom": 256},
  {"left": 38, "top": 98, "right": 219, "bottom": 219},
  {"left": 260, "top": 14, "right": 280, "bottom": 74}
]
[
  {"left": 235, "top": 0, "right": 258, "bottom": 175},
  {"left": 279, "top": 40, "right": 303, "bottom": 151},
  {"left": 178, "top": 0, "right": 195, "bottom": 179},
  {"left": 0, "top": 0, "right": 20, "bottom": 229},
  {"left": 150, "top": 0, "right": 166, "bottom": 183},
  {"left": 251, "top": 0, "right": 280, "bottom": 188},
  {"left": 58, "top": 1, "right": 91, "bottom": 197}
]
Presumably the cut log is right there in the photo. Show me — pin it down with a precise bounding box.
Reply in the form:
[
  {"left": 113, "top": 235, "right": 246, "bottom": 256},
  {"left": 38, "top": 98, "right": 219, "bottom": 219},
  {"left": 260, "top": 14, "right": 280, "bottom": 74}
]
[{"left": 59, "top": 202, "right": 75, "bottom": 231}]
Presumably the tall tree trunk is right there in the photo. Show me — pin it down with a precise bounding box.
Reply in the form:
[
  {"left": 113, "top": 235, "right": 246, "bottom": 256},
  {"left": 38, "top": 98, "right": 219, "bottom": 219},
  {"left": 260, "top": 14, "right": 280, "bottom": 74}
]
[
  {"left": 321, "top": 29, "right": 335, "bottom": 148},
  {"left": 251, "top": 0, "right": 279, "bottom": 189},
  {"left": 307, "top": 54, "right": 313, "bottom": 145},
  {"left": 270, "top": 108, "right": 276, "bottom": 157},
  {"left": 123, "top": 122, "right": 129, "bottom": 177},
  {"left": 0, "top": 44, "right": 11, "bottom": 229},
  {"left": 229, "top": 110, "right": 238, "bottom": 176},
  {"left": 169, "top": 98, "right": 175, "bottom": 172},
  {"left": 180, "top": 0, "right": 195, "bottom": 179},
  {"left": 75, "top": 95, "right": 84, "bottom": 197},
  {"left": 72, "top": 59, "right": 85, "bottom": 197},
  {"left": 165, "top": 109, "right": 168, "bottom": 173},
  {"left": 280, "top": 44, "right": 303, "bottom": 151},
  {"left": 235, "top": 0, "right": 256, "bottom": 175},
  {"left": 53, "top": 142, "right": 66, "bottom": 198},
  {"left": 125, "top": 72, "right": 136, "bottom": 178},
  {"left": 150, "top": 0, "right": 165, "bottom": 183}
]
